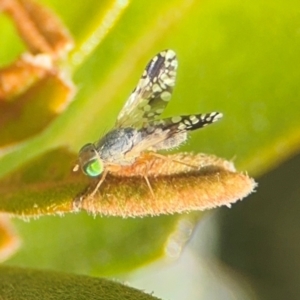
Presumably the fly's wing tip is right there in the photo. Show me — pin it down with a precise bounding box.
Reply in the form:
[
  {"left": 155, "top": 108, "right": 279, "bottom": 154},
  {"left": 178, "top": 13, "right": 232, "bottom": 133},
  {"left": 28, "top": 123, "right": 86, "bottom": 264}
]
[{"left": 213, "top": 112, "right": 223, "bottom": 122}]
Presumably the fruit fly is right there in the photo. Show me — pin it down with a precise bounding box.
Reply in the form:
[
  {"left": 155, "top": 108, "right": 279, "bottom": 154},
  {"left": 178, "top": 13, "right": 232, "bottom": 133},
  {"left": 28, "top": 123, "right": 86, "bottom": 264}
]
[{"left": 74, "top": 50, "right": 222, "bottom": 195}]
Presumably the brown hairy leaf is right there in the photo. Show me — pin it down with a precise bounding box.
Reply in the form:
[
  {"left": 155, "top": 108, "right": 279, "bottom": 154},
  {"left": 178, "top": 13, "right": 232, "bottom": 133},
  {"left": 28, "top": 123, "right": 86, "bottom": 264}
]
[
  {"left": 0, "top": 214, "right": 20, "bottom": 262},
  {"left": 0, "top": 148, "right": 256, "bottom": 218},
  {"left": 0, "top": 55, "right": 50, "bottom": 101},
  {"left": 0, "top": 54, "right": 74, "bottom": 103},
  {"left": 75, "top": 153, "right": 257, "bottom": 217},
  {"left": 0, "top": 0, "right": 74, "bottom": 102},
  {"left": 0, "top": 0, "right": 75, "bottom": 145},
  {"left": 0, "top": 0, "right": 73, "bottom": 58}
]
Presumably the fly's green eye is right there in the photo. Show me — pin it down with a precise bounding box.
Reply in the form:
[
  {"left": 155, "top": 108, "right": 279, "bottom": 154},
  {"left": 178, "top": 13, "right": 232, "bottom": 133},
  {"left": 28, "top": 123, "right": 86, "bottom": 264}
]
[{"left": 84, "top": 159, "right": 103, "bottom": 177}]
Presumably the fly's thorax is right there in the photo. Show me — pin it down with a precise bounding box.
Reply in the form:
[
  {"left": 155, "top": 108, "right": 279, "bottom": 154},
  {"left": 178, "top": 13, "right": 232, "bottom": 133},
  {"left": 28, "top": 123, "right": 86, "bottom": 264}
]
[
  {"left": 78, "top": 143, "right": 104, "bottom": 177},
  {"left": 95, "top": 127, "right": 142, "bottom": 165}
]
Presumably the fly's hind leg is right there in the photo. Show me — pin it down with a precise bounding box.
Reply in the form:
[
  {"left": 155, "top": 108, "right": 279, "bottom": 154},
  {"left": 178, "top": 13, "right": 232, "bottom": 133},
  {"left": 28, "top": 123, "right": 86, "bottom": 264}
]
[
  {"left": 143, "top": 175, "right": 155, "bottom": 199},
  {"left": 148, "top": 132, "right": 199, "bottom": 170},
  {"left": 148, "top": 151, "right": 199, "bottom": 171},
  {"left": 122, "top": 155, "right": 156, "bottom": 198}
]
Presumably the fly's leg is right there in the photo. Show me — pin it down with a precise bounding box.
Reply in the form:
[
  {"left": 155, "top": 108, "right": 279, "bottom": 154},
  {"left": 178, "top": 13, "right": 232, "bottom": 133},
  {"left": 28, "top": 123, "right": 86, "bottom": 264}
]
[
  {"left": 89, "top": 169, "right": 109, "bottom": 198},
  {"left": 143, "top": 175, "right": 155, "bottom": 199},
  {"left": 73, "top": 169, "right": 108, "bottom": 209},
  {"left": 148, "top": 151, "right": 199, "bottom": 170}
]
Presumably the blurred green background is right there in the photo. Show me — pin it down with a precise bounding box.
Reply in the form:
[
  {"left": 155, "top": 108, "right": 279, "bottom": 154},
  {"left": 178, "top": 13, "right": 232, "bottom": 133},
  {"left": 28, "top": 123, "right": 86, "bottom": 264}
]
[{"left": 0, "top": 0, "right": 300, "bottom": 299}]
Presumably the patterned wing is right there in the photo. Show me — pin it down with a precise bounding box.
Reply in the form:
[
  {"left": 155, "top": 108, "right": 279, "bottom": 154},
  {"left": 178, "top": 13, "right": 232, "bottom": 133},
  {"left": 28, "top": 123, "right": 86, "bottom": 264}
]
[
  {"left": 124, "top": 112, "right": 223, "bottom": 157},
  {"left": 116, "top": 49, "right": 178, "bottom": 128},
  {"left": 148, "top": 112, "right": 223, "bottom": 151}
]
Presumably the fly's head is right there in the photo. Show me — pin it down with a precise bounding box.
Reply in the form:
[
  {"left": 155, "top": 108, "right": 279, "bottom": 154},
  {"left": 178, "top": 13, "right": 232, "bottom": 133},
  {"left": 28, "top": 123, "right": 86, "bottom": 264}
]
[{"left": 74, "top": 143, "right": 104, "bottom": 177}]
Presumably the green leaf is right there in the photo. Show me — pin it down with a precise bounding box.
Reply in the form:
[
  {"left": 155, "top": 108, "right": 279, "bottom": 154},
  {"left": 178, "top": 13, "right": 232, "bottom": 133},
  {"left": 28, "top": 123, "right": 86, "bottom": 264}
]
[
  {"left": 0, "top": 0, "right": 299, "bottom": 281},
  {"left": 7, "top": 214, "right": 181, "bottom": 276},
  {"left": 0, "top": 266, "right": 161, "bottom": 299}
]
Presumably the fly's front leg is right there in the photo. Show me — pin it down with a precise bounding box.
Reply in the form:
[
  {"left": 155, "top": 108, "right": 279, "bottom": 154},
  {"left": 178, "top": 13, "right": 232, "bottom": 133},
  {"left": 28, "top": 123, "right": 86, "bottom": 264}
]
[{"left": 108, "top": 156, "right": 156, "bottom": 198}]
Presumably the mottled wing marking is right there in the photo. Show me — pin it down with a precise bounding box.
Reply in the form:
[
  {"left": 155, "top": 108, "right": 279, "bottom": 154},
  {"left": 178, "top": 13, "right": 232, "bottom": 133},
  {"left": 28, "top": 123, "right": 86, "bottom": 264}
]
[
  {"left": 116, "top": 50, "right": 178, "bottom": 128},
  {"left": 149, "top": 112, "right": 223, "bottom": 150},
  {"left": 124, "top": 112, "right": 223, "bottom": 157},
  {"left": 150, "top": 112, "right": 223, "bottom": 132}
]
